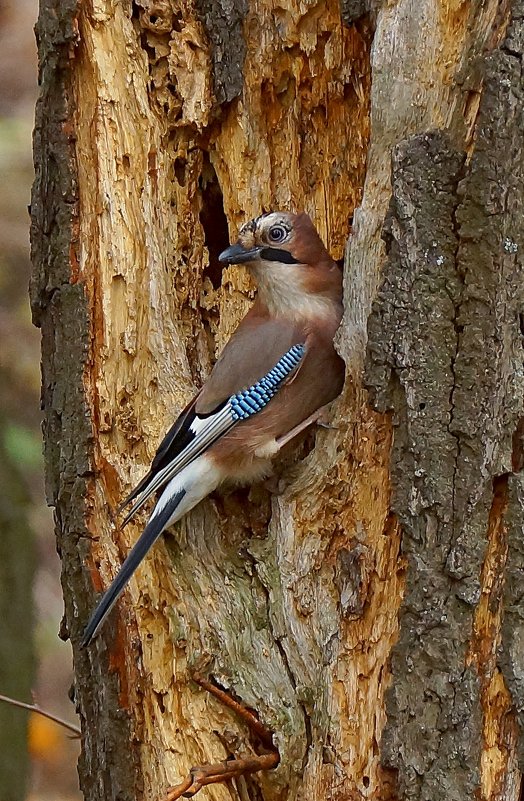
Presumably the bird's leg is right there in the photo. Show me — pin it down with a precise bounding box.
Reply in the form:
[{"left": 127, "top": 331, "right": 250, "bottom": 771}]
[
  {"left": 275, "top": 402, "right": 337, "bottom": 450},
  {"left": 164, "top": 674, "right": 279, "bottom": 801}
]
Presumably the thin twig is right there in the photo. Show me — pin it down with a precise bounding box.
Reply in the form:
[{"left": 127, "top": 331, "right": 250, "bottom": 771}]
[
  {"left": 0, "top": 693, "right": 81, "bottom": 736},
  {"left": 164, "top": 673, "right": 279, "bottom": 800}
]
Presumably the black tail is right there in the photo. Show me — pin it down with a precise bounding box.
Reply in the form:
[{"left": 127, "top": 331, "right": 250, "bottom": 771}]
[{"left": 81, "top": 489, "right": 186, "bottom": 647}]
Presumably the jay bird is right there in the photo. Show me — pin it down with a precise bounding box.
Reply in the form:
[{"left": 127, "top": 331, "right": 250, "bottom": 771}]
[{"left": 82, "top": 211, "right": 344, "bottom": 646}]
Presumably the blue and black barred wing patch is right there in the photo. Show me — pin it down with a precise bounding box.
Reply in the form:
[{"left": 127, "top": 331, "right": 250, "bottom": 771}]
[
  {"left": 229, "top": 344, "right": 305, "bottom": 419},
  {"left": 121, "top": 343, "right": 306, "bottom": 526}
]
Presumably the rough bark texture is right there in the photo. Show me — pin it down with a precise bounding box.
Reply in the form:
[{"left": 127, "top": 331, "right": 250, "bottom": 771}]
[
  {"left": 30, "top": 0, "right": 524, "bottom": 800},
  {"left": 365, "top": 13, "right": 524, "bottom": 801}
]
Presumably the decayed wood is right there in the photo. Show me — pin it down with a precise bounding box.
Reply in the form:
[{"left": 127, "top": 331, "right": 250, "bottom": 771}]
[
  {"left": 166, "top": 673, "right": 279, "bottom": 799},
  {"left": 30, "top": 0, "right": 524, "bottom": 799}
]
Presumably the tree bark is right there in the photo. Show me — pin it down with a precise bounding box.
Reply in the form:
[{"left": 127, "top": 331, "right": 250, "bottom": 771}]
[{"left": 30, "top": 0, "right": 523, "bottom": 800}]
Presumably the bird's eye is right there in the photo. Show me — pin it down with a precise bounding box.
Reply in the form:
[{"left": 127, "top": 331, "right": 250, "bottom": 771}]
[{"left": 268, "top": 225, "right": 287, "bottom": 243}]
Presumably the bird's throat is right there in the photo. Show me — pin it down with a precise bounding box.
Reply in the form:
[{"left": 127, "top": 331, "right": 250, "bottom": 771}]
[{"left": 252, "top": 261, "right": 335, "bottom": 321}]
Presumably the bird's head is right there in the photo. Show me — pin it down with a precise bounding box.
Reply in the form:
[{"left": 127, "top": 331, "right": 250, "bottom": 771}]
[
  {"left": 219, "top": 211, "right": 341, "bottom": 319},
  {"left": 219, "top": 211, "right": 331, "bottom": 268}
]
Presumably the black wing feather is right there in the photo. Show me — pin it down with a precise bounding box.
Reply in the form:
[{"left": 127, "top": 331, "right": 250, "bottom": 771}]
[
  {"left": 119, "top": 394, "right": 200, "bottom": 514},
  {"left": 82, "top": 488, "right": 186, "bottom": 646}
]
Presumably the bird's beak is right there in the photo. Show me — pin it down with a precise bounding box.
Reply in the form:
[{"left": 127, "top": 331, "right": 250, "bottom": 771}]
[{"left": 218, "top": 243, "right": 263, "bottom": 265}]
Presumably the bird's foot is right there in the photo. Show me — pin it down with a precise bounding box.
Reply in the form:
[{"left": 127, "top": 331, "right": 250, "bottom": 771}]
[
  {"left": 262, "top": 474, "right": 286, "bottom": 494},
  {"left": 275, "top": 401, "right": 337, "bottom": 450},
  {"left": 313, "top": 401, "right": 340, "bottom": 429},
  {"left": 164, "top": 673, "right": 279, "bottom": 800}
]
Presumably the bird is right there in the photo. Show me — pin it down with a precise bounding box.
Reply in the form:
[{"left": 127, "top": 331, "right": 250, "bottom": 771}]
[{"left": 81, "top": 211, "right": 345, "bottom": 646}]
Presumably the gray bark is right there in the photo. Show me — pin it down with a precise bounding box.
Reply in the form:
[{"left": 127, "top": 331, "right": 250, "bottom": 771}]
[{"left": 366, "top": 18, "right": 524, "bottom": 798}]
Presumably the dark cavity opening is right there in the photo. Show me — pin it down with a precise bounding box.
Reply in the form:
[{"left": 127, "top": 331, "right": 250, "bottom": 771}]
[{"left": 199, "top": 156, "right": 229, "bottom": 290}]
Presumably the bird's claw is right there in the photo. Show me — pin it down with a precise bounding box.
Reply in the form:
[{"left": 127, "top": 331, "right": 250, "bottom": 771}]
[
  {"left": 317, "top": 419, "right": 338, "bottom": 430},
  {"left": 314, "top": 402, "right": 339, "bottom": 429},
  {"left": 275, "top": 401, "right": 337, "bottom": 450}
]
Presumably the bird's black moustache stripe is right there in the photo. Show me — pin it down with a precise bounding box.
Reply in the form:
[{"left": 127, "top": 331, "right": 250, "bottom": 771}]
[{"left": 259, "top": 247, "right": 300, "bottom": 264}]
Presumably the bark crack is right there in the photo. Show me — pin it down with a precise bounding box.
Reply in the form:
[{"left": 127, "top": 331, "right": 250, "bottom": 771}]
[{"left": 444, "top": 158, "right": 467, "bottom": 568}]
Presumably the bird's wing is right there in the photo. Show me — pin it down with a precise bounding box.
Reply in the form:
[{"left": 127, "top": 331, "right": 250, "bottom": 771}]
[
  {"left": 195, "top": 310, "right": 305, "bottom": 413},
  {"left": 118, "top": 394, "right": 201, "bottom": 513},
  {"left": 119, "top": 323, "right": 306, "bottom": 526}
]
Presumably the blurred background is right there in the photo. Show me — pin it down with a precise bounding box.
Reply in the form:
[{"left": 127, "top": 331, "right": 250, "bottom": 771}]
[{"left": 0, "top": 0, "right": 81, "bottom": 798}]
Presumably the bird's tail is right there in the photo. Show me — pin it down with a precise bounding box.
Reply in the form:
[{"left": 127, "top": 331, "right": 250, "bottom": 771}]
[
  {"left": 81, "top": 490, "right": 184, "bottom": 647},
  {"left": 81, "top": 455, "right": 221, "bottom": 647}
]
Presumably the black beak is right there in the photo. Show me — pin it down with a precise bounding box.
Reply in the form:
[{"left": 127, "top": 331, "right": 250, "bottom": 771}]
[{"left": 218, "top": 243, "right": 263, "bottom": 265}]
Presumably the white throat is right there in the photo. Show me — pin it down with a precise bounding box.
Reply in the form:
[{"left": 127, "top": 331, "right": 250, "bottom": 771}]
[{"left": 252, "top": 260, "right": 333, "bottom": 321}]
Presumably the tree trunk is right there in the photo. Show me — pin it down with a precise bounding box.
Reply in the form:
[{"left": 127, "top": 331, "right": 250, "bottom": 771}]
[{"left": 30, "top": 0, "right": 523, "bottom": 799}]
